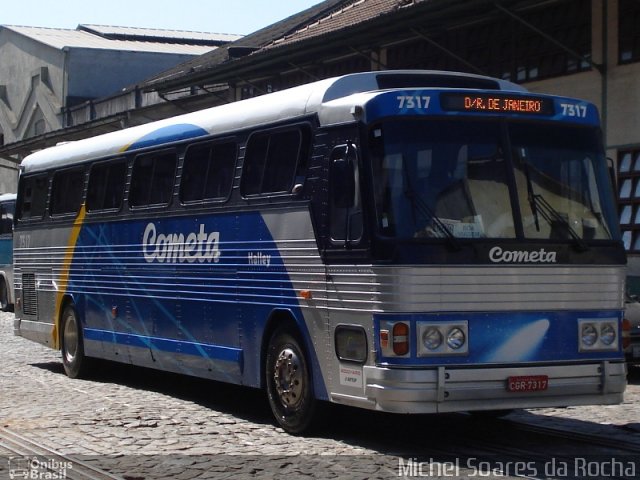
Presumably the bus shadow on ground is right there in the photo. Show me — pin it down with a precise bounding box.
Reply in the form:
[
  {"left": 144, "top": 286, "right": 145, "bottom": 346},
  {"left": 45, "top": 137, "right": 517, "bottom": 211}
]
[
  {"left": 30, "top": 359, "right": 273, "bottom": 426},
  {"left": 30, "top": 358, "right": 640, "bottom": 456}
]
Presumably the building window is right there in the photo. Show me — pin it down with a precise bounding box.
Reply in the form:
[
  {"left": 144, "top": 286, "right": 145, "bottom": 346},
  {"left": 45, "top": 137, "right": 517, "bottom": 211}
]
[
  {"left": 618, "top": 148, "right": 640, "bottom": 252},
  {"left": 387, "top": 0, "right": 591, "bottom": 83},
  {"left": 619, "top": 0, "right": 640, "bottom": 64}
]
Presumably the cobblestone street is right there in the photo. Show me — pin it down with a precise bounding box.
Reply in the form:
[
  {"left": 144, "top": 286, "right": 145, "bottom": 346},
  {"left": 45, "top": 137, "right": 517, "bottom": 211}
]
[{"left": 1, "top": 312, "right": 639, "bottom": 479}]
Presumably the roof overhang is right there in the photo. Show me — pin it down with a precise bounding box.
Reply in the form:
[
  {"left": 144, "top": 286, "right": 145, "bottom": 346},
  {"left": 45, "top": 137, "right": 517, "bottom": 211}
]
[{"left": 144, "top": 0, "right": 565, "bottom": 94}]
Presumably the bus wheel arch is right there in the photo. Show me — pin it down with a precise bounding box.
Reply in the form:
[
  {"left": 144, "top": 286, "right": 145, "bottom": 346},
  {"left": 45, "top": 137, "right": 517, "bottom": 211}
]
[
  {"left": 0, "top": 274, "right": 12, "bottom": 312},
  {"left": 59, "top": 297, "right": 92, "bottom": 379},
  {"left": 262, "top": 310, "right": 318, "bottom": 433}
]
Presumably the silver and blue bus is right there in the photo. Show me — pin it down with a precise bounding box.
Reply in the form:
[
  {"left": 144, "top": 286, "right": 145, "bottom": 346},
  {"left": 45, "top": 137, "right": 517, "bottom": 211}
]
[
  {"left": 13, "top": 71, "right": 626, "bottom": 433},
  {"left": 0, "top": 193, "right": 16, "bottom": 312}
]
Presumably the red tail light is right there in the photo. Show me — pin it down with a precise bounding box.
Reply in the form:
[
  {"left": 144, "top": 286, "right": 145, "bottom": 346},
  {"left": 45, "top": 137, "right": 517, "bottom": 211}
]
[
  {"left": 622, "top": 318, "right": 631, "bottom": 349},
  {"left": 392, "top": 322, "right": 410, "bottom": 356}
]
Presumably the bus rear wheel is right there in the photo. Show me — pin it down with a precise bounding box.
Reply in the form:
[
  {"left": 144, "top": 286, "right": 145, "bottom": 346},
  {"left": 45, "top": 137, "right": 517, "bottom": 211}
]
[
  {"left": 61, "top": 303, "right": 92, "bottom": 378},
  {"left": 265, "top": 327, "right": 317, "bottom": 434}
]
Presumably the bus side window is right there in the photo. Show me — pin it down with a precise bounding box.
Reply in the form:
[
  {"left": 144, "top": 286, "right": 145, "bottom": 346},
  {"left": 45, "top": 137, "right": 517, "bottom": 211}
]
[
  {"left": 0, "top": 201, "right": 13, "bottom": 234},
  {"left": 17, "top": 174, "right": 48, "bottom": 221},
  {"left": 86, "top": 159, "right": 127, "bottom": 212},
  {"left": 129, "top": 150, "right": 177, "bottom": 207},
  {"left": 50, "top": 168, "right": 85, "bottom": 216},
  {"left": 329, "top": 144, "right": 362, "bottom": 245},
  {"left": 240, "top": 125, "right": 310, "bottom": 196},
  {"left": 180, "top": 141, "right": 237, "bottom": 203}
]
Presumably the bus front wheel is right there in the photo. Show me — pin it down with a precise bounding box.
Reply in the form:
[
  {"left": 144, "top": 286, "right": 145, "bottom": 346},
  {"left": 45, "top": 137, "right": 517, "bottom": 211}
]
[
  {"left": 61, "top": 303, "right": 92, "bottom": 379},
  {"left": 265, "top": 327, "right": 317, "bottom": 434}
]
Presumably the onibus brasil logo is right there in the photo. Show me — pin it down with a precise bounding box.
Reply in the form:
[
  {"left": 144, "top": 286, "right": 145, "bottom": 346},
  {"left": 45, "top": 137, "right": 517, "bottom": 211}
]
[{"left": 8, "top": 457, "right": 73, "bottom": 479}]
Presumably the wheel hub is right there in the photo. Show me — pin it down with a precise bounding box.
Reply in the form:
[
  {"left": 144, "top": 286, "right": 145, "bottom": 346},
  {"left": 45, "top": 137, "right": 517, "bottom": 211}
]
[
  {"left": 63, "top": 314, "right": 78, "bottom": 363},
  {"left": 273, "top": 348, "right": 303, "bottom": 408}
]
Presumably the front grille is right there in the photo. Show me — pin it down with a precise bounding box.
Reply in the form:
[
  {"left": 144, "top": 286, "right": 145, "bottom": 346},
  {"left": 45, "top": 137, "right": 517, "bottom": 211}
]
[{"left": 22, "top": 273, "right": 37, "bottom": 316}]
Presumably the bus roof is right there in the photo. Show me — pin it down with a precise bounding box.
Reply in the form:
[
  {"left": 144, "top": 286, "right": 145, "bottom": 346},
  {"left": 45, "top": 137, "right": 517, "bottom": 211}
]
[{"left": 21, "top": 70, "right": 528, "bottom": 174}]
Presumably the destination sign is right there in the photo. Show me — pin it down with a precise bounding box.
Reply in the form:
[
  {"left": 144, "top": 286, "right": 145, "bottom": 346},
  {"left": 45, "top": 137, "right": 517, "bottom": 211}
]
[{"left": 441, "top": 93, "right": 555, "bottom": 115}]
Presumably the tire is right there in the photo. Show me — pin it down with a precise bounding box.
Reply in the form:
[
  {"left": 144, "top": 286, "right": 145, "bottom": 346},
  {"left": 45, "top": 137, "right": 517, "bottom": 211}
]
[
  {"left": 0, "top": 279, "right": 12, "bottom": 312},
  {"left": 265, "top": 327, "right": 317, "bottom": 434},
  {"left": 60, "top": 303, "right": 92, "bottom": 378}
]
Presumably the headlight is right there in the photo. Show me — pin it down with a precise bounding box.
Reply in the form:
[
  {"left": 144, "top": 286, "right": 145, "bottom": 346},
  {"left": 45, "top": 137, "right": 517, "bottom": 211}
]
[
  {"left": 581, "top": 324, "right": 598, "bottom": 347},
  {"left": 422, "top": 327, "right": 443, "bottom": 350},
  {"left": 578, "top": 318, "right": 619, "bottom": 352},
  {"left": 447, "top": 327, "right": 466, "bottom": 350},
  {"left": 417, "top": 321, "right": 468, "bottom": 356},
  {"left": 600, "top": 323, "right": 616, "bottom": 346},
  {"left": 335, "top": 326, "right": 367, "bottom": 363}
]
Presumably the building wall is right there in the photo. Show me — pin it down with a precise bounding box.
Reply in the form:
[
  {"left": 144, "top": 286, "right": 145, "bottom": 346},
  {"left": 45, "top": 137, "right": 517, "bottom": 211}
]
[
  {"left": 0, "top": 29, "right": 65, "bottom": 145},
  {"left": 66, "top": 49, "right": 201, "bottom": 104},
  {"left": 0, "top": 27, "right": 218, "bottom": 155},
  {"left": 0, "top": 160, "right": 18, "bottom": 194}
]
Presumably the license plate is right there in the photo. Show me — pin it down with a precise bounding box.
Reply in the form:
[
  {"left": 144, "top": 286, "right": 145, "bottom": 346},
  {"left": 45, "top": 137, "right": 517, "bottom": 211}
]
[{"left": 507, "top": 375, "right": 549, "bottom": 392}]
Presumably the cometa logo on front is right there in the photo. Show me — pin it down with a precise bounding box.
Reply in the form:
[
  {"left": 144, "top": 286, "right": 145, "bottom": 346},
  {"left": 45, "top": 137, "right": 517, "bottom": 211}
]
[{"left": 489, "top": 246, "right": 557, "bottom": 263}]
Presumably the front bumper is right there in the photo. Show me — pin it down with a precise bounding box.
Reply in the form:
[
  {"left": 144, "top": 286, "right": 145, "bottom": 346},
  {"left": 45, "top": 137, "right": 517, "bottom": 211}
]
[{"left": 331, "top": 361, "right": 626, "bottom": 413}]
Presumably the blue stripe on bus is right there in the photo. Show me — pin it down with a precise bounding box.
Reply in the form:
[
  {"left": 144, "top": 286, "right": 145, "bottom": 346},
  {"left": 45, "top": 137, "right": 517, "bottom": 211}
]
[
  {"left": 67, "top": 210, "right": 329, "bottom": 399},
  {"left": 84, "top": 328, "right": 243, "bottom": 364},
  {"left": 124, "top": 124, "right": 209, "bottom": 152}
]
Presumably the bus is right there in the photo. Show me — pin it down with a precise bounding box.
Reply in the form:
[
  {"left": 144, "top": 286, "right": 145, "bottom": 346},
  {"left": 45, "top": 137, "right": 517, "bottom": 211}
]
[
  {"left": 13, "top": 71, "right": 626, "bottom": 433},
  {"left": 0, "top": 193, "right": 16, "bottom": 312}
]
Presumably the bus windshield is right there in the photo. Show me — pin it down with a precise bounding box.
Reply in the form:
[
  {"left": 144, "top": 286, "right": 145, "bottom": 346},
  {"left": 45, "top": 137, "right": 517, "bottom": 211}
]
[{"left": 369, "top": 119, "right": 618, "bottom": 242}]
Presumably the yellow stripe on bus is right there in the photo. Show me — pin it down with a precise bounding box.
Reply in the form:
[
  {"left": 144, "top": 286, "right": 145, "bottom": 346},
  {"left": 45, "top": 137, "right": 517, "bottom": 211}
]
[{"left": 51, "top": 204, "right": 87, "bottom": 349}]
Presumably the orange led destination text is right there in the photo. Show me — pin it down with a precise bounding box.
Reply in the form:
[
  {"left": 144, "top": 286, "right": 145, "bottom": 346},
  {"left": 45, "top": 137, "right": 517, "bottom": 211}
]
[{"left": 464, "top": 96, "right": 543, "bottom": 113}]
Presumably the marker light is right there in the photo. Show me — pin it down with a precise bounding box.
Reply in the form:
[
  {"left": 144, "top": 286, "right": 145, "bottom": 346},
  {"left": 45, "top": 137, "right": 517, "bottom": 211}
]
[{"left": 380, "top": 330, "right": 389, "bottom": 349}]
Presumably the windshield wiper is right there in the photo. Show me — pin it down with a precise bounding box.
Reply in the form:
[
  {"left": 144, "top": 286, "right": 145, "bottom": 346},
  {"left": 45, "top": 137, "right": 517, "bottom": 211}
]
[
  {"left": 523, "top": 162, "right": 541, "bottom": 232},
  {"left": 522, "top": 161, "right": 588, "bottom": 251},
  {"left": 401, "top": 159, "right": 461, "bottom": 250},
  {"left": 530, "top": 194, "right": 589, "bottom": 252}
]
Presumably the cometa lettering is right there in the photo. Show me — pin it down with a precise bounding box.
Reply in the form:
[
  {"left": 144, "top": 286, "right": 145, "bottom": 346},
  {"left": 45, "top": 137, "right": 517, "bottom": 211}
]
[
  {"left": 143, "top": 222, "right": 221, "bottom": 264},
  {"left": 489, "top": 246, "right": 557, "bottom": 263}
]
